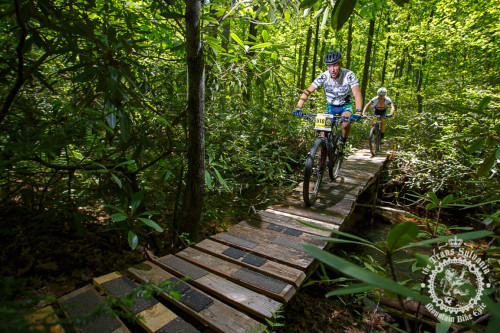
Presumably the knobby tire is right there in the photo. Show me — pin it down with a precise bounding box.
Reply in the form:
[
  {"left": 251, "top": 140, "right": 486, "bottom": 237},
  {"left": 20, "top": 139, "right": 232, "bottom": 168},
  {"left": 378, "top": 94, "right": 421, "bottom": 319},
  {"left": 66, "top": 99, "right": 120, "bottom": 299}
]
[
  {"left": 330, "top": 131, "right": 343, "bottom": 181},
  {"left": 303, "top": 137, "right": 326, "bottom": 207},
  {"left": 369, "top": 126, "right": 379, "bottom": 156}
]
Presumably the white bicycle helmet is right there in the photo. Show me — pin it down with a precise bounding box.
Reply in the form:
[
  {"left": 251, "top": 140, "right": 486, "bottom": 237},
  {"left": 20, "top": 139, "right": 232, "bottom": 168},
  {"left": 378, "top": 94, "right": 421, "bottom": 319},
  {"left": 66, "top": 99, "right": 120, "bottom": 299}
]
[{"left": 377, "top": 87, "right": 387, "bottom": 96}]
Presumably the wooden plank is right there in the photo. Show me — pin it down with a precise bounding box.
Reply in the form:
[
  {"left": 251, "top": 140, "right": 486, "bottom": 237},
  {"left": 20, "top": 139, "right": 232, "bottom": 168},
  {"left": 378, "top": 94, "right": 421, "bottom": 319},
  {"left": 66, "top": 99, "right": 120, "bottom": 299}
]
[
  {"left": 195, "top": 238, "right": 306, "bottom": 288},
  {"left": 268, "top": 202, "right": 348, "bottom": 225},
  {"left": 58, "top": 285, "right": 130, "bottom": 333},
  {"left": 211, "top": 231, "right": 314, "bottom": 270},
  {"left": 177, "top": 247, "right": 296, "bottom": 302},
  {"left": 128, "top": 261, "right": 265, "bottom": 333},
  {"left": 26, "top": 305, "right": 65, "bottom": 333},
  {"left": 228, "top": 220, "right": 328, "bottom": 250},
  {"left": 152, "top": 254, "right": 281, "bottom": 319},
  {"left": 94, "top": 272, "right": 199, "bottom": 333},
  {"left": 260, "top": 209, "right": 339, "bottom": 235}
]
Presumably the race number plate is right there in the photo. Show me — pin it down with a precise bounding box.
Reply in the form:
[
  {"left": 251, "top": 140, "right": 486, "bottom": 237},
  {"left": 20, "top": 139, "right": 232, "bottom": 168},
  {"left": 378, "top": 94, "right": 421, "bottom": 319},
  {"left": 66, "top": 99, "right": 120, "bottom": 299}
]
[{"left": 314, "top": 113, "right": 334, "bottom": 131}]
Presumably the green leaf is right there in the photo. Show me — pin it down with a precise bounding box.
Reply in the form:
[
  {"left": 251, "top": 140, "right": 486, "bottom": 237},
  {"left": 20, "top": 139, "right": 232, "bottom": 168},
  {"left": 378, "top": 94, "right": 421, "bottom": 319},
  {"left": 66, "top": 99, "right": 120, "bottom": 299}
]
[
  {"left": 321, "top": 5, "right": 330, "bottom": 27},
  {"left": 159, "top": 11, "right": 184, "bottom": 19},
  {"left": 331, "top": 0, "right": 357, "bottom": 31},
  {"left": 108, "top": 65, "right": 118, "bottom": 93},
  {"left": 441, "top": 194, "right": 454, "bottom": 207},
  {"left": 427, "top": 191, "right": 439, "bottom": 205},
  {"left": 128, "top": 231, "right": 138, "bottom": 250},
  {"left": 436, "top": 321, "right": 452, "bottom": 333},
  {"left": 309, "top": 236, "right": 384, "bottom": 254},
  {"left": 469, "top": 137, "right": 486, "bottom": 153},
  {"left": 248, "top": 42, "right": 272, "bottom": 50},
  {"left": 131, "top": 192, "right": 143, "bottom": 215},
  {"left": 303, "top": 243, "right": 430, "bottom": 303},
  {"left": 297, "top": 220, "right": 375, "bottom": 244},
  {"left": 111, "top": 173, "right": 122, "bottom": 188},
  {"left": 392, "top": 0, "right": 410, "bottom": 6},
  {"left": 478, "top": 149, "right": 498, "bottom": 177},
  {"left": 400, "top": 230, "right": 493, "bottom": 250},
  {"left": 115, "top": 160, "right": 136, "bottom": 169},
  {"left": 299, "top": 0, "right": 319, "bottom": 9},
  {"left": 201, "top": 14, "right": 218, "bottom": 25},
  {"left": 110, "top": 212, "right": 127, "bottom": 222},
  {"left": 137, "top": 218, "right": 163, "bottom": 232},
  {"left": 426, "top": 203, "right": 438, "bottom": 210},
  {"left": 325, "top": 283, "right": 375, "bottom": 297},
  {"left": 205, "top": 170, "right": 212, "bottom": 187},
  {"left": 262, "top": 29, "right": 269, "bottom": 42},
  {"left": 387, "top": 222, "right": 419, "bottom": 251},
  {"left": 230, "top": 33, "right": 246, "bottom": 49},
  {"left": 213, "top": 168, "right": 230, "bottom": 191},
  {"left": 103, "top": 203, "right": 125, "bottom": 214},
  {"left": 106, "top": 113, "right": 117, "bottom": 129},
  {"left": 71, "top": 66, "right": 100, "bottom": 83},
  {"left": 477, "top": 96, "right": 491, "bottom": 113},
  {"left": 120, "top": 113, "right": 131, "bottom": 143}
]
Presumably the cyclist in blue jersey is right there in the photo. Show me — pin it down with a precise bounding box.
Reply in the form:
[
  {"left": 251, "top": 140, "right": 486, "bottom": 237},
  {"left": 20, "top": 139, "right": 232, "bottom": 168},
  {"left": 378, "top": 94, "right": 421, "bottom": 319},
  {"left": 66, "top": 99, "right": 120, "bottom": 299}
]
[
  {"left": 362, "top": 87, "right": 395, "bottom": 143},
  {"left": 293, "top": 50, "right": 363, "bottom": 145}
]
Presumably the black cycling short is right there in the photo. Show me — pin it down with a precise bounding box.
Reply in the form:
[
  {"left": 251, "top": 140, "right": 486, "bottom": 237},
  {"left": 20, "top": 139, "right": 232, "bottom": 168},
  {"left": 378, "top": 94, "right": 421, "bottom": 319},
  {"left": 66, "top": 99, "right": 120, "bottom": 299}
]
[{"left": 374, "top": 108, "right": 387, "bottom": 118}]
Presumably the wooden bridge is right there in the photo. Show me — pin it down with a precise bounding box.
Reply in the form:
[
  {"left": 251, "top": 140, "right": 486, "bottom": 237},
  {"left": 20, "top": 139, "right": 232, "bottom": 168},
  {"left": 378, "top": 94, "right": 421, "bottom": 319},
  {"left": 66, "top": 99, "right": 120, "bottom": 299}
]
[{"left": 40, "top": 149, "right": 389, "bottom": 333}]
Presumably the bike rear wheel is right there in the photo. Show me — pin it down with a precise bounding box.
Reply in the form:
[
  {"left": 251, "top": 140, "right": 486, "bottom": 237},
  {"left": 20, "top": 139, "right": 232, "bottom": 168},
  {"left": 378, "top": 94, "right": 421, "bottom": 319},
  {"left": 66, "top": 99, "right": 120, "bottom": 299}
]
[
  {"left": 303, "top": 137, "right": 326, "bottom": 206},
  {"left": 369, "top": 126, "right": 380, "bottom": 156}
]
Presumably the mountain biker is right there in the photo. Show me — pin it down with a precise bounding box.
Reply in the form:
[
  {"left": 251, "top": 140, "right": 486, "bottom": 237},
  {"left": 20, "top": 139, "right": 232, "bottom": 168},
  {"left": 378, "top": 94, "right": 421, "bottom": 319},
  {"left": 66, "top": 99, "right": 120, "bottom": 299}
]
[
  {"left": 293, "top": 50, "right": 363, "bottom": 145},
  {"left": 362, "top": 87, "right": 395, "bottom": 143}
]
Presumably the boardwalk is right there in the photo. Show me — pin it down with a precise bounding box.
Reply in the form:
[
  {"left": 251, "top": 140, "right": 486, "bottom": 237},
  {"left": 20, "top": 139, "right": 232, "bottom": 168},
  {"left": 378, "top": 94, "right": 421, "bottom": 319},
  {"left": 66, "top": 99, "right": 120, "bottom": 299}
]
[{"left": 55, "top": 149, "right": 389, "bottom": 333}]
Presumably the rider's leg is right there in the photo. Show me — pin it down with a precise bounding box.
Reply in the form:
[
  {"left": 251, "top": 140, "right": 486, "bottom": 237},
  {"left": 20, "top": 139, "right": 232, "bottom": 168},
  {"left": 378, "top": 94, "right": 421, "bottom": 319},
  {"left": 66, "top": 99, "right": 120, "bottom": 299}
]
[
  {"left": 380, "top": 118, "right": 386, "bottom": 139},
  {"left": 341, "top": 110, "right": 352, "bottom": 143}
]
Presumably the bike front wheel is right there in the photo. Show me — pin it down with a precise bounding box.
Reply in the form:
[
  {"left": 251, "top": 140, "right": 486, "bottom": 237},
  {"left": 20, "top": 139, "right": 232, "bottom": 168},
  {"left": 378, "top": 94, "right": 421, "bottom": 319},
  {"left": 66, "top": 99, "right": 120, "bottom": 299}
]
[
  {"left": 303, "top": 137, "right": 327, "bottom": 207},
  {"left": 330, "top": 132, "right": 343, "bottom": 181},
  {"left": 369, "top": 126, "right": 380, "bottom": 156}
]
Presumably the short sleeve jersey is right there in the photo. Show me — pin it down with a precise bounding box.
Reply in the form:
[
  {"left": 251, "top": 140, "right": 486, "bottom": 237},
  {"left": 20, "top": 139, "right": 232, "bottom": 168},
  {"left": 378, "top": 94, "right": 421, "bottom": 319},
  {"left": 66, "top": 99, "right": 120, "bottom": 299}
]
[
  {"left": 370, "top": 96, "right": 393, "bottom": 109},
  {"left": 311, "top": 68, "right": 359, "bottom": 106}
]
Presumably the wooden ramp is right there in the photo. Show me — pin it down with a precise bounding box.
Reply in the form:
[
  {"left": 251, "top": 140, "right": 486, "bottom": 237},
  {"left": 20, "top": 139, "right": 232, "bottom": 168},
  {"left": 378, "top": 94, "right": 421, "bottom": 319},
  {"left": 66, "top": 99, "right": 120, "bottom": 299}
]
[{"left": 56, "top": 148, "right": 389, "bottom": 332}]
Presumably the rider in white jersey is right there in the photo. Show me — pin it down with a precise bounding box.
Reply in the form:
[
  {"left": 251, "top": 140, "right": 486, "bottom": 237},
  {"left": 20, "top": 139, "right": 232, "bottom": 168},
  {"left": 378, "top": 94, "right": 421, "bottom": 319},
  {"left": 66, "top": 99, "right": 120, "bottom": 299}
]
[
  {"left": 293, "top": 50, "right": 363, "bottom": 144},
  {"left": 362, "top": 87, "right": 395, "bottom": 142}
]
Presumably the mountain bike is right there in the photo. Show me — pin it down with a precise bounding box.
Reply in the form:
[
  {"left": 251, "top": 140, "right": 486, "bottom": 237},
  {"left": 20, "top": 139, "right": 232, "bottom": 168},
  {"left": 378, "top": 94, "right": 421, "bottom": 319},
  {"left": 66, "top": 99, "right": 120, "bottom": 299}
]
[
  {"left": 301, "top": 113, "right": 346, "bottom": 207},
  {"left": 368, "top": 114, "right": 391, "bottom": 156}
]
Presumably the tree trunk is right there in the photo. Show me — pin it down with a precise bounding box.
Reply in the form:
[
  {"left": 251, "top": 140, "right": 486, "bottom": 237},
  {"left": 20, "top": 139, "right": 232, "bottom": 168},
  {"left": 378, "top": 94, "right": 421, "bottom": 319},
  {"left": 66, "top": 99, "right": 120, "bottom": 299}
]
[
  {"left": 416, "top": 10, "right": 433, "bottom": 113},
  {"left": 381, "top": 18, "right": 391, "bottom": 86},
  {"left": 299, "top": 27, "right": 313, "bottom": 90},
  {"left": 345, "top": 17, "right": 353, "bottom": 69},
  {"left": 179, "top": 0, "right": 205, "bottom": 243},
  {"left": 360, "top": 19, "right": 375, "bottom": 105},
  {"left": 311, "top": 18, "right": 320, "bottom": 81},
  {"left": 296, "top": 44, "right": 302, "bottom": 88},
  {"left": 320, "top": 29, "right": 329, "bottom": 66}
]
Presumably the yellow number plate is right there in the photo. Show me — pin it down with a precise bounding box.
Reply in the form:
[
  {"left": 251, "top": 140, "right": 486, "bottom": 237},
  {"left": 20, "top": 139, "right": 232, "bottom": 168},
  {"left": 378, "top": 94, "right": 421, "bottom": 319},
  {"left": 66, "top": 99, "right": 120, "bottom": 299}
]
[{"left": 314, "top": 113, "right": 334, "bottom": 131}]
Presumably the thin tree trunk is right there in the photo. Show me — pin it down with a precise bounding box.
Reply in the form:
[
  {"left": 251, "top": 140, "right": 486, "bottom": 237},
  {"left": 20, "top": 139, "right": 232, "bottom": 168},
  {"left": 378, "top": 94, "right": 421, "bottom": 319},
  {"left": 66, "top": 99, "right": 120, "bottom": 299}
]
[
  {"left": 311, "top": 18, "right": 320, "bottom": 81},
  {"left": 300, "top": 27, "right": 313, "bottom": 90},
  {"left": 296, "top": 44, "right": 302, "bottom": 88},
  {"left": 0, "top": 0, "right": 27, "bottom": 125},
  {"left": 179, "top": 0, "right": 205, "bottom": 243},
  {"left": 381, "top": 18, "right": 391, "bottom": 86},
  {"left": 360, "top": 19, "right": 375, "bottom": 105},
  {"left": 416, "top": 10, "right": 433, "bottom": 113},
  {"left": 320, "top": 29, "right": 329, "bottom": 65},
  {"left": 345, "top": 17, "right": 353, "bottom": 69}
]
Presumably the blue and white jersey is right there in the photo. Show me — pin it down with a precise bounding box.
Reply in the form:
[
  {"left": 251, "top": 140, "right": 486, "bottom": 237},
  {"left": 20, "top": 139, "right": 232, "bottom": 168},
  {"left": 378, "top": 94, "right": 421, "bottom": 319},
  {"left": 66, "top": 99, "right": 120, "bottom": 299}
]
[{"left": 312, "top": 68, "right": 359, "bottom": 106}]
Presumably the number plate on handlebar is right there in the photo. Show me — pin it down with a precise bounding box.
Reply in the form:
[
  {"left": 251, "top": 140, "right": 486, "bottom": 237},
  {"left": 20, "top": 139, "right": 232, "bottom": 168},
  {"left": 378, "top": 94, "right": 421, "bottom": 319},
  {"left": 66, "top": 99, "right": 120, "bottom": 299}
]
[{"left": 314, "top": 113, "right": 334, "bottom": 131}]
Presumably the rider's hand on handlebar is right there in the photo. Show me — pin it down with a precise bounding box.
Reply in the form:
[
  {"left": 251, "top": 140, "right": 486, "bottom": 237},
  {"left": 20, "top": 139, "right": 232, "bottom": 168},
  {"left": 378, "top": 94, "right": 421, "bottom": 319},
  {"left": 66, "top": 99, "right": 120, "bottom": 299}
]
[
  {"left": 293, "top": 109, "right": 303, "bottom": 118},
  {"left": 386, "top": 114, "right": 393, "bottom": 118},
  {"left": 349, "top": 114, "right": 361, "bottom": 122}
]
